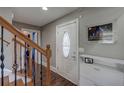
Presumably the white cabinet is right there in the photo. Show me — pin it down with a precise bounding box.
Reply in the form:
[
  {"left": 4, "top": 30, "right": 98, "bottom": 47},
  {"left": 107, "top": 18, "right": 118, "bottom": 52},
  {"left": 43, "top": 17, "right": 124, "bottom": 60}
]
[
  {"left": 80, "top": 55, "right": 124, "bottom": 86},
  {"left": 80, "top": 75, "right": 95, "bottom": 86}
]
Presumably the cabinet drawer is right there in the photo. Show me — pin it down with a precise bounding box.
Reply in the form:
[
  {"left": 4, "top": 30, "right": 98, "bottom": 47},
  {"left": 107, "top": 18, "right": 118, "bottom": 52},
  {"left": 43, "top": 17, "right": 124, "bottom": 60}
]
[
  {"left": 80, "top": 75, "right": 95, "bottom": 86},
  {"left": 80, "top": 62, "right": 124, "bottom": 85}
]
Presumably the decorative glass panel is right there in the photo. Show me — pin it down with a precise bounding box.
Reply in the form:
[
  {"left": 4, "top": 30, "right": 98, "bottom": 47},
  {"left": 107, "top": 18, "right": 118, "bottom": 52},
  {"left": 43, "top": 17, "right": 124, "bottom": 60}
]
[{"left": 63, "top": 32, "right": 70, "bottom": 57}]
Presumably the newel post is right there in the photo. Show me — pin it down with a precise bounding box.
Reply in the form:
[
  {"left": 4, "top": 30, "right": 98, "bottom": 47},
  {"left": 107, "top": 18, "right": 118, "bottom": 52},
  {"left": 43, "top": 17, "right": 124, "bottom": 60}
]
[{"left": 45, "top": 44, "right": 51, "bottom": 85}]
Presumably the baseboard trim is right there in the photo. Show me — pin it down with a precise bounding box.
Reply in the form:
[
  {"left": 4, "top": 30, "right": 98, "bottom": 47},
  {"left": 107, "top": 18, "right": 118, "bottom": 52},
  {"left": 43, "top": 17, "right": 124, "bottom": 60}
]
[{"left": 42, "top": 61, "right": 57, "bottom": 73}]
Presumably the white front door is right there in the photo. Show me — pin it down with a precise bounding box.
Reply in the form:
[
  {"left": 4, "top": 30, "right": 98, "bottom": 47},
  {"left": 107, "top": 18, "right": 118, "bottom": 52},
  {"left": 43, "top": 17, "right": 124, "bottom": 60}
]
[{"left": 56, "top": 19, "right": 79, "bottom": 85}]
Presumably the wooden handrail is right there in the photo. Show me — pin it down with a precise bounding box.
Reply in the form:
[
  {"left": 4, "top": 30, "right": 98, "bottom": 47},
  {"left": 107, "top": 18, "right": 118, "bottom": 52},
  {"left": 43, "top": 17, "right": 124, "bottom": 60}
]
[
  {"left": 12, "top": 38, "right": 31, "bottom": 51},
  {"left": 0, "top": 16, "right": 52, "bottom": 85},
  {"left": 0, "top": 16, "right": 46, "bottom": 56}
]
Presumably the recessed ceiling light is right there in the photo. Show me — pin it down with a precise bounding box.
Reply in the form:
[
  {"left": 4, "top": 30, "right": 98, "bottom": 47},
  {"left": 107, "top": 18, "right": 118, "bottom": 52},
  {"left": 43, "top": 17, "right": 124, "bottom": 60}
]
[{"left": 42, "top": 7, "right": 48, "bottom": 11}]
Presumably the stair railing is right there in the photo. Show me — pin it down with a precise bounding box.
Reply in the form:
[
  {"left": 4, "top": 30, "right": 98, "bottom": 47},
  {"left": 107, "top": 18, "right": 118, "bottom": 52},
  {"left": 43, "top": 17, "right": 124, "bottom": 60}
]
[
  {"left": 0, "top": 37, "right": 10, "bottom": 46},
  {"left": 0, "top": 16, "right": 51, "bottom": 86}
]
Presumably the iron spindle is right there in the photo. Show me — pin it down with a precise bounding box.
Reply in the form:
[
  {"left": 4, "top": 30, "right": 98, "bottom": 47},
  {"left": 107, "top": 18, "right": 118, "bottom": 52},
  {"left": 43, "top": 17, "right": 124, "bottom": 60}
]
[
  {"left": 40, "top": 53, "right": 42, "bottom": 86},
  {"left": 27, "top": 34, "right": 30, "bottom": 77},
  {"left": 20, "top": 45, "right": 22, "bottom": 73},
  {"left": 24, "top": 42, "right": 27, "bottom": 86},
  {"left": 32, "top": 32, "right": 36, "bottom": 86},
  {"left": 12, "top": 35, "right": 18, "bottom": 86},
  {"left": 0, "top": 26, "right": 4, "bottom": 86},
  {"left": 32, "top": 47, "right": 36, "bottom": 86}
]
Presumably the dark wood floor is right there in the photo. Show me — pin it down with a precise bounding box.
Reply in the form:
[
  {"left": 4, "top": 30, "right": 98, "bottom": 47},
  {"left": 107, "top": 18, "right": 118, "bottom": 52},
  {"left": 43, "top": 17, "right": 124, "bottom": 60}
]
[
  {"left": 35, "top": 65, "right": 76, "bottom": 86},
  {"left": 17, "top": 64, "right": 76, "bottom": 86}
]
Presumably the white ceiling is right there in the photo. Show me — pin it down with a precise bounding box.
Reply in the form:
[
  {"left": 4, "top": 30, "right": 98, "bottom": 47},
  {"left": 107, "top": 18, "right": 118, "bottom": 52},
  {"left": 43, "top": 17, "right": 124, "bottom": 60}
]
[{"left": 12, "top": 7, "right": 78, "bottom": 26}]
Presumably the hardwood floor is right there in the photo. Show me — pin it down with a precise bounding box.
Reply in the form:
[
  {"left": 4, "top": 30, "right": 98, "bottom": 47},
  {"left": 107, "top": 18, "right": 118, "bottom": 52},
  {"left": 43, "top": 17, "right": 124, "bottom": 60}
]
[
  {"left": 17, "top": 64, "right": 76, "bottom": 86},
  {"left": 35, "top": 65, "right": 76, "bottom": 86}
]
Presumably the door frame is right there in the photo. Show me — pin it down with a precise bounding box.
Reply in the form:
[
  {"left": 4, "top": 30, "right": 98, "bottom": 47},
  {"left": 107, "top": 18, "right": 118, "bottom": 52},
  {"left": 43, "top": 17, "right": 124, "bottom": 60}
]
[{"left": 56, "top": 18, "right": 79, "bottom": 85}]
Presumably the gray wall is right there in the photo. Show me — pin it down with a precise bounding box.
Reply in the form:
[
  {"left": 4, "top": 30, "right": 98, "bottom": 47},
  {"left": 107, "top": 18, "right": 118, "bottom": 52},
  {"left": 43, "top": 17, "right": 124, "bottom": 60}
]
[
  {"left": 13, "top": 21, "right": 41, "bottom": 30},
  {"left": 41, "top": 7, "right": 124, "bottom": 68}
]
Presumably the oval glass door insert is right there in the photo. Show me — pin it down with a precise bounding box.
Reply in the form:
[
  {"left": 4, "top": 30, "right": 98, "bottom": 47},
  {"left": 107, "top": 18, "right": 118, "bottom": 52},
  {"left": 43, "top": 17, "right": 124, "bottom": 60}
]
[{"left": 63, "top": 32, "right": 70, "bottom": 58}]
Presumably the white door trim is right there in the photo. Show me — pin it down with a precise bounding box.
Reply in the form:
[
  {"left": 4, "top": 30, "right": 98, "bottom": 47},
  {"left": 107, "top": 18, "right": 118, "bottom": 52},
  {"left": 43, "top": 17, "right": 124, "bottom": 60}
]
[{"left": 56, "top": 18, "right": 79, "bottom": 85}]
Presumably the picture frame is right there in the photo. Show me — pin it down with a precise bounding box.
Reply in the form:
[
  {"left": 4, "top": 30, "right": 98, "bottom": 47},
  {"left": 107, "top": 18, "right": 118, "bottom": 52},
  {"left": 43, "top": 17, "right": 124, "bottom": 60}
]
[{"left": 87, "top": 20, "right": 117, "bottom": 44}]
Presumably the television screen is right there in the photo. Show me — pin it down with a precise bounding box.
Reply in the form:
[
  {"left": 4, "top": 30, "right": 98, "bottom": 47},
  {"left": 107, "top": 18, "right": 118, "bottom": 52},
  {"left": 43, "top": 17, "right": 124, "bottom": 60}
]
[{"left": 88, "top": 23, "right": 112, "bottom": 41}]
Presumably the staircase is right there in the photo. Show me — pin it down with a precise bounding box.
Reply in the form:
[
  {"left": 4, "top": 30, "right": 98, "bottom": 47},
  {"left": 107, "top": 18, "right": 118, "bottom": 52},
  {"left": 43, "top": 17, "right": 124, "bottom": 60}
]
[{"left": 0, "top": 16, "right": 52, "bottom": 86}]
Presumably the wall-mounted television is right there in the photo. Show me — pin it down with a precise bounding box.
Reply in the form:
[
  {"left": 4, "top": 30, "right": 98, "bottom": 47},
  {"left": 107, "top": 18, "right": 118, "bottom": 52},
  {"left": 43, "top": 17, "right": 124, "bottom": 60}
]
[{"left": 88, "top": 23, "right": 112, "bottom": 41}]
